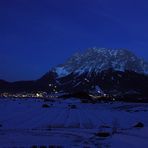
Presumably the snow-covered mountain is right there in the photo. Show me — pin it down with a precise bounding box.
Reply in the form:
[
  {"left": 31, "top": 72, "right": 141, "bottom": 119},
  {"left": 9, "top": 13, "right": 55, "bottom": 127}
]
[
  {"left": 43, "top": 48, "right": 148, "bottom": 98},
  {"left": 53, "top": 48, "right": 148, "bottom": 77},
  {"left": 1, "top": 48, "right": 148, "bottom": 100}
]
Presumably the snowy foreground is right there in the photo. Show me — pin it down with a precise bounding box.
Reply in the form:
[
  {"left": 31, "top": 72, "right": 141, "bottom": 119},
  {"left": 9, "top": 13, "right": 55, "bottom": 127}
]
[{"left": 0, "top": 98, "right": 148, "bottom": 148}]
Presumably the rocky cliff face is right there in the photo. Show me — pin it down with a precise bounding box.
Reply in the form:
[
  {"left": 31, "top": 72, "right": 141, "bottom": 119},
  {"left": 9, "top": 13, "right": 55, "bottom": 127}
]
[
  {"left": 41, "top": 48, "right": 148, "bottom": 99},
  {"left": 53, "top": 48, "right": 148, "bottom": 77}
]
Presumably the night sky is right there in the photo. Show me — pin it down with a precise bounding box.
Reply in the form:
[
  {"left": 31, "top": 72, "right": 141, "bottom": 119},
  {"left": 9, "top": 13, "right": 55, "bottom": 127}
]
[{"left": 0, "top": 0, "right": 148, "bottom": 81}]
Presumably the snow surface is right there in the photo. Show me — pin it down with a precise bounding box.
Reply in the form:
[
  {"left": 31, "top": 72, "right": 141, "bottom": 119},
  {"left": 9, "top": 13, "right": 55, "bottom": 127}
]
[
  {"left": 54, "top": 67, "right": 70, "bottom": 78},
  {"left": 0, "top": 98, "right": 148, "bottom": 147}
]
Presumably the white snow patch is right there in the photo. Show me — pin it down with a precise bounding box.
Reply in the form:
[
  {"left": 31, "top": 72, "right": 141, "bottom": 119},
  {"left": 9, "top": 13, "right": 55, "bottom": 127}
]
[{"left": 55, "top": 67, "right": 70, "bottom": 78}]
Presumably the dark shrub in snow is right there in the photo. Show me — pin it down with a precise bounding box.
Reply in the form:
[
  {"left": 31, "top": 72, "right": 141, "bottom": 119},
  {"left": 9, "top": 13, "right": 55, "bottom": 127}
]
[
  {"left": 49, "top": 145, "right": 62, "bottom": 148},
  {"left": 46, "top": 127, "right": 51, "bottom": 131},
  {"left": 0, "top": 124, "right": 2, "bottom": 127},
  {"left": 95, "top": 132, "right": 111, "bottom": 137},
  {"left": 31, "top": 145, "right": 37, "bottom": 148},
  {"left": 40, "top": 146, "right": 47, "bottom": 148},
  {"left": 42, "top": 104, "right": 49, "bottom": 108},
  {"left": 134, "top": 122, "right": 144, "bottom": 128}
]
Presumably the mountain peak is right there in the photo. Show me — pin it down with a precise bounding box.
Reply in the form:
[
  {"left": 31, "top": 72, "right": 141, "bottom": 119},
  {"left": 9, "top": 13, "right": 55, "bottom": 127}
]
[
  {"left": 54, "top": 48, "right": 148, "bottom": 77},
  {"left": 86, "top": 48, "right": 134, "bottom": 56}
]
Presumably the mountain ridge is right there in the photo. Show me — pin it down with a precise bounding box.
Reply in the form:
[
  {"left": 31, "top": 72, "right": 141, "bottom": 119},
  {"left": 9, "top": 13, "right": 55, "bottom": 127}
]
[
  {"left": 53, "top": 48, "right": 148, "bottom": 77},
  {"left": 1, "top": 48, "right": 148, "bottom": 101}
]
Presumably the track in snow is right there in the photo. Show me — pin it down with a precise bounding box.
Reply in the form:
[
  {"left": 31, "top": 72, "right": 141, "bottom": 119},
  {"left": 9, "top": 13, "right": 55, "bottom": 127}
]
[{"left": 1, "top": 98, "right": 148, "bottom": 147}]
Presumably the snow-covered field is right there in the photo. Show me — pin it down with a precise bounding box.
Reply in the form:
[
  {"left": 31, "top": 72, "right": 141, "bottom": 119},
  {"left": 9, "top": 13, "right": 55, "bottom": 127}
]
[{"left": 0, "top": 98, "right": 148, "bottom": 148}]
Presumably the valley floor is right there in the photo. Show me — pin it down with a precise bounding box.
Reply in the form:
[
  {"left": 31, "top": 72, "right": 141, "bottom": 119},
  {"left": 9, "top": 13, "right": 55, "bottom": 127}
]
[{"left": 0, "top": 98, "right": 148, "bottom": 148}]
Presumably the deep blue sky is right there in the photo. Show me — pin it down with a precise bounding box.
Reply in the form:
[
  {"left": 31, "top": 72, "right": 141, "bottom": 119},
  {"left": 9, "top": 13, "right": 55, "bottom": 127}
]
[{"left": 0, "top": 0, "right": 148, "bottom": 81}]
